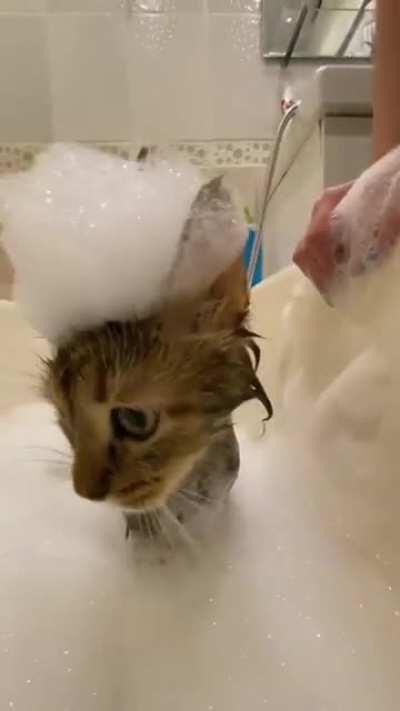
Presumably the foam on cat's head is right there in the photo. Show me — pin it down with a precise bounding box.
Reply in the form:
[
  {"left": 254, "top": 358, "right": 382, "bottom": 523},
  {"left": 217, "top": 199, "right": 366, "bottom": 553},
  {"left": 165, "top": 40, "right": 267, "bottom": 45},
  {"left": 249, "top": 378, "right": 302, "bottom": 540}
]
[{"left": 0, "top": 144, "right": 247, "bottom": 343}]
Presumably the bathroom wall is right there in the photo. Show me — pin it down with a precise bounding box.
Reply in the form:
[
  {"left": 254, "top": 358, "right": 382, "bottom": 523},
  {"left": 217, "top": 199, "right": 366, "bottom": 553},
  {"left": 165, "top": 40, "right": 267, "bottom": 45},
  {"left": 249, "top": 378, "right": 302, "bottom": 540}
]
[
  {"left": 0, "top": 0, "right": 287, "bottom": 144},
  {"left": 0, "top": 0, "right": 318, "bottom": 295}
]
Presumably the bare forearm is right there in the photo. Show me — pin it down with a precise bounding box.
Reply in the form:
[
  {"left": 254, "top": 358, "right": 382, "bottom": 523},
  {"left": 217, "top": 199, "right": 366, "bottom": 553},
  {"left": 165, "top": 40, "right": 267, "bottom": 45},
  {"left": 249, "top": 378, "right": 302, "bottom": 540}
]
[{"left": 373, "top": 0, "right": 400, "bottom": 160}]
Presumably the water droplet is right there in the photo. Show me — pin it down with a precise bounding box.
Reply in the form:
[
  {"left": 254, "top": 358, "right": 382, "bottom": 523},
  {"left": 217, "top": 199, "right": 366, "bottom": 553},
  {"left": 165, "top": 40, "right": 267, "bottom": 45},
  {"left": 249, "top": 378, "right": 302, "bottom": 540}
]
[
  {"left": 266, "top": 634, "right": 272, "bottom": 640},
  {"left": 66, "top": 667, "right": 72, "bottom": 673},
  {"left": 3, "top": 648, "right": 8, "bottom": 653},
  {"left": 394, "top": 610, "right": 400, "bottom": 617},
  {"left": 26, "top": 679, "right": 31, "bottom": 685},
  {"left": 92, "top": 691, "right": 97, "bottom": 697},
  {"left": 280, "top": 661, "right": 287, "bottom": 668},
  {"left": 9, "top": 703, "right": 14, "bottom": 709},
  {"left": 208, "top": 597, "right": 215, "bottom": 604},
  {"left": 316, "top": 633, "right": 321, "bottom": 639},
  {"left": 211, "top": 621, "right": 217, "bottom": 627},
  {"left": 63, "top": 650, "right": 70, "bottom": 655},
  {"left": 359, "top": 603, "right": 364, "bottom": 609},
  {"left": 388, "top": 586, "right": 393, "bottom": 592}
]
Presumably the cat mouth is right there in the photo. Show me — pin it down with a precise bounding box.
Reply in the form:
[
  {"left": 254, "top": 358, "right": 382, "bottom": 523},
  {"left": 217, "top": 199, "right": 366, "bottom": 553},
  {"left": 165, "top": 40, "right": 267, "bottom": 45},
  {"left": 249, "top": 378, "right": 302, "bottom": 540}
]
[{"left": 115, "top": 477, "right": 164, "bottom": 509}]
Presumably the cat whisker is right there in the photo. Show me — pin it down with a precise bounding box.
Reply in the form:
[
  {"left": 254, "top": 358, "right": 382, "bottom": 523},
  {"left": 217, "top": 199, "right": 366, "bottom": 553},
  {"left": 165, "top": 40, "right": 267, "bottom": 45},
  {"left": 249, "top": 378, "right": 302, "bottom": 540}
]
[
  {"left": 23, "top": 445, "right": 72, "bottom": 460},
  {"left": 12, "top": 457, "right": 69, "bottom": 466},
  {"left": 153, "top": 509, "right": 174, "bottom": 550},
  {"left": 143, "top": 512, "right": 153, "bottom": 542},
  {"left": 174, "top": 490, "right": 204, "bottom": 513},
  {"left": 161, "top": 505, "right": 198, "bottom": 552},
  {"left": 180, "top": 487, "right": 217, "bottom": 505}
]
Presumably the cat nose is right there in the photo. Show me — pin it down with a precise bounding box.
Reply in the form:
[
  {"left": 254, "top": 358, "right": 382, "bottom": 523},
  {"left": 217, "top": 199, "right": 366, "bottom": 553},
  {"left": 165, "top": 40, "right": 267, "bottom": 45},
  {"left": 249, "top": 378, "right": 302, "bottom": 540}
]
[{"left": 73, "top": 467, "right": 112, "bottom": 501}]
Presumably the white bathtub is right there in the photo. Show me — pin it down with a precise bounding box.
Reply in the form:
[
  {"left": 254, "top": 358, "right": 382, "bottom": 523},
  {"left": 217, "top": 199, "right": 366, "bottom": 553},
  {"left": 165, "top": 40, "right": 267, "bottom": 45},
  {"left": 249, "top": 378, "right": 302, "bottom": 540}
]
[{"left": 2, "top": 267, "right": 400, "bottom": 711}]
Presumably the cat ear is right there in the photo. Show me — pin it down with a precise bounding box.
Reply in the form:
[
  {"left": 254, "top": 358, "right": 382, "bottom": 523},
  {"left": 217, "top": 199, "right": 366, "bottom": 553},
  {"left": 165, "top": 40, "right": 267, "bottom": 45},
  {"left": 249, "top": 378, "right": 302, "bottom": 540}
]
[
  {"left": 206, "top": 254, "right": 249, "bottom": 330},
  {"left": 168, "top": 175, "right": 248, "bottom": 330}
]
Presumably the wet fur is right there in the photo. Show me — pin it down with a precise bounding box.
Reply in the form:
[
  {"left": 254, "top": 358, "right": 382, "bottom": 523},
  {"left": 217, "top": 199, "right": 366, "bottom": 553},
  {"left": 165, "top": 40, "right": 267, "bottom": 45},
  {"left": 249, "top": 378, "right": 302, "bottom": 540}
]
[{"left": 44, "top": 301, "right": 269, "bottom": 511}]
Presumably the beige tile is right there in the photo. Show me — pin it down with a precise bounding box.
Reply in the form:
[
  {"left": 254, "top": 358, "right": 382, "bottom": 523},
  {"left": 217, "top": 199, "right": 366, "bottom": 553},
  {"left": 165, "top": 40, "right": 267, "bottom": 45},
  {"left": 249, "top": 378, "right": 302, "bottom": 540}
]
[
  {"left": 46, "top": 0, "right": 114, "bottom": 11},
  {"left": 47, "top": 0, "right": 205, "bottom": 11},
  {"left": 0, "top": 15, "right": 52, "bottom": 141},
  {"left": 46, "top": 14, "right": 132, "bottom": 141},
  {"left": 131, "top": 0, "right": 204, "bottom": 10},
  {"left": 208, "top": 13, "right": 279, "bottom": 139},
  {"left": 208, "top": 0, "right": 261, "bottom": 12},
  {"left": 0, "top": 0, "right": 46, "bottom": 10},
  {"left": 127, "top": 12, "right": 211, "bottom": 142}
]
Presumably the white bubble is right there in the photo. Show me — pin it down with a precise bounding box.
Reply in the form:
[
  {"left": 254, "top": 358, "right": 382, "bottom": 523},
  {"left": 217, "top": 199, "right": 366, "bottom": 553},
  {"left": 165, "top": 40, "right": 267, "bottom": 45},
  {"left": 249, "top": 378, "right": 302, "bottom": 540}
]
[
  {"left": 63, "top": 650, "right": 70, "bottom": 655},
  {"left": 26, "top": 679, "right": 32, "bottom": 685}
]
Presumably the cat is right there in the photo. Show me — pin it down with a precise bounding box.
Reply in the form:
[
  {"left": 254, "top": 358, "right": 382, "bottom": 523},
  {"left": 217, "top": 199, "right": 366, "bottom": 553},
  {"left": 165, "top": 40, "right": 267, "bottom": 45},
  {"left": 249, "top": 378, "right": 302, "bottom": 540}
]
[{"left": 43, "top": 172, "right": 272, "bottom": 538}]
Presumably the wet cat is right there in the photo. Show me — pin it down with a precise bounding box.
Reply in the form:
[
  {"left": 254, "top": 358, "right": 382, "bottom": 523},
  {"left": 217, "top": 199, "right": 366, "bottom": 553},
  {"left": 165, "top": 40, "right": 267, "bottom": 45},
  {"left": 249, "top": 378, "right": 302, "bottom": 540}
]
[{"left": 43, "top": 174, "right": 272, "bottom": 538}]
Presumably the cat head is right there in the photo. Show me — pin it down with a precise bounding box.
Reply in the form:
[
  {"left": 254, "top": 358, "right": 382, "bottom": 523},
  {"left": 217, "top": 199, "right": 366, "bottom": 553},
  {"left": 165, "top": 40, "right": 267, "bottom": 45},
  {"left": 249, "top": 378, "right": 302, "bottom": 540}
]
[{"left": 43, "top": 176, "right": 272, "bottom": 510}]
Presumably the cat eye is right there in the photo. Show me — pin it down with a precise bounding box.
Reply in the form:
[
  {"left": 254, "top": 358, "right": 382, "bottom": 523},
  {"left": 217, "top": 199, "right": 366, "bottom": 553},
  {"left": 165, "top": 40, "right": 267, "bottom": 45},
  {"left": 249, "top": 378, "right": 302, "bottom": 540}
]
[{"left": 111, "top": 407, "right": 160, "bottom": 442}]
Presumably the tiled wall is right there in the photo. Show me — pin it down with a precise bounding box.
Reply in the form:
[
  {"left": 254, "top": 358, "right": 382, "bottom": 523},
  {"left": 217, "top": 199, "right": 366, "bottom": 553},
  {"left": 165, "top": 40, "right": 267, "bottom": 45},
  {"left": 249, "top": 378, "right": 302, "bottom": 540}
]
[{"left": 0, "top": 0, "right": 287, "bottom": 144}]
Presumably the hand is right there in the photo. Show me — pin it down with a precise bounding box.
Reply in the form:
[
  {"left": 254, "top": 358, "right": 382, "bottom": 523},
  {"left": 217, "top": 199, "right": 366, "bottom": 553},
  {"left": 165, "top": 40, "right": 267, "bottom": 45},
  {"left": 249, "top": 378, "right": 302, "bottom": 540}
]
[{"left": 293, "top": 183, "right": 353, "bottom": 294}]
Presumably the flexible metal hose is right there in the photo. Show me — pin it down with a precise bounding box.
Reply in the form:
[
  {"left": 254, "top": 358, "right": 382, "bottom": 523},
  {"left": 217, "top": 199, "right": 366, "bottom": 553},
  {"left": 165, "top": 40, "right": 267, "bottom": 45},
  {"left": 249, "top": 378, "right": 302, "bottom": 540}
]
[{"left": 247, "top": 100, "right": 300, "bottom": 287}]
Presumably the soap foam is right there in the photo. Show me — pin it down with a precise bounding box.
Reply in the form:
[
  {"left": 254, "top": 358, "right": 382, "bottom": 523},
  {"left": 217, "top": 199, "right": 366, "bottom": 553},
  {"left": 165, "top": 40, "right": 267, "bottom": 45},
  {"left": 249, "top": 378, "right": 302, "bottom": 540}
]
[{"left": 0, "top": 144, "right": 246, "bottom": 343}]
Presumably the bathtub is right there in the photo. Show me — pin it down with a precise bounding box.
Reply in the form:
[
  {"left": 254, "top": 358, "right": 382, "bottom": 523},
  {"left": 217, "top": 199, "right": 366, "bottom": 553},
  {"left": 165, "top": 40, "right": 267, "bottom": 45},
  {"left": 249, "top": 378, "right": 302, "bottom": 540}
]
[{"left": 2, "top": 266, "right": 400, "bottom": 711}]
